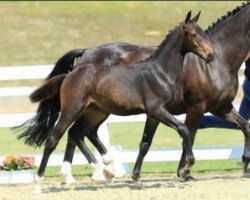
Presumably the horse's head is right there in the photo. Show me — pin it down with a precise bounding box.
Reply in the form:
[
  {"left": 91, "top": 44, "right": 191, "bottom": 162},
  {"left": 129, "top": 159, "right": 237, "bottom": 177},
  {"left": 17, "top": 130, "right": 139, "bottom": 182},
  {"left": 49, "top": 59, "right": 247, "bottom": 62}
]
[{"left": 181, "top": 11, "right": 214, "bottom": 63}]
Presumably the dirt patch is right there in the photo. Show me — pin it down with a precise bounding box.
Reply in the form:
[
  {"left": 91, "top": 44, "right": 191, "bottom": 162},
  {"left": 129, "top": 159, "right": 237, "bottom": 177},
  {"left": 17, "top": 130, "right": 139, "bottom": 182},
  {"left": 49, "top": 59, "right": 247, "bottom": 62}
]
[{"left": 0, "top": 172, "right": 249, "bottom": 200}]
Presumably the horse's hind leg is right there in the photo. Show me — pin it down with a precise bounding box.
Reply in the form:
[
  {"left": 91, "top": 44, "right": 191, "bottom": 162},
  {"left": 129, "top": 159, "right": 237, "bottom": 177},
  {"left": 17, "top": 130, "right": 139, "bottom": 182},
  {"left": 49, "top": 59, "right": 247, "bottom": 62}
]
[
  {"left": 213, "top": 106, "right": 250, "bottom": 173},
  {"left": 131, "top": 117, "right": 159, "bottom": 187},
  {"left": 35, "top": 113, "right": 77, "bottom": 194},
  {"left": 35, "top": 77, "right": 90, "bottom": 192},
  {"left": 64, "top": 108, "right": 112, "bottom": 183},
  {"left": 60, "top": 135, "right": 77, "bottom": 184}
]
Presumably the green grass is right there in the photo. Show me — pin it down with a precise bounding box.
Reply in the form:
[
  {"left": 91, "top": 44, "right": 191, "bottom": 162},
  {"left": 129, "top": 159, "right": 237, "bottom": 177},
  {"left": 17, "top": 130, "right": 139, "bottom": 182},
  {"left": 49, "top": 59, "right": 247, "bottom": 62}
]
[
  {"left": 130, "top": 159, "right": 243, "bottom": 175},
  {"left": 0, "top": 1, "right": 244, "bottom": 66},
  {"left": 109, "top": 122, "right": 244, "bottom": 149},
  {"left": 0, "top": 122, "right": 245, "bottom": 177},
  {"left": 0, "top": 127, "right": 96, "bottom": 155},
  {"left": 0, "top": 122, "right": 244, "bottom": 155}
]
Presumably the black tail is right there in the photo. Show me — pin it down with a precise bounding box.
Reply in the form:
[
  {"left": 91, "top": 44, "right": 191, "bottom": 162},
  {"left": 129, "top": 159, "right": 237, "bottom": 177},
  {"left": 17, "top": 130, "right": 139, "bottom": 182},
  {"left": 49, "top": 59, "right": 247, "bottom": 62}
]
[
  {"left": 47, "top": 48, "right": 85, "bottom": 79},
  {"left": 14, "top": 49, "right": 84, "bottom": 147},
  {"left": 15, "top": 75, "right": 66, "bottom": 147}
]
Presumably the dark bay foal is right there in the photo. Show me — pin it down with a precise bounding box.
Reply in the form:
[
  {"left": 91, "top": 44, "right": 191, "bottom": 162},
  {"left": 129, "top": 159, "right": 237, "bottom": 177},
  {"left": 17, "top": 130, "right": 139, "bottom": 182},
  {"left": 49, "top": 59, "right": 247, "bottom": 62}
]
[{"left": 18, "top": 11, "right": 213, "bottom": 193}]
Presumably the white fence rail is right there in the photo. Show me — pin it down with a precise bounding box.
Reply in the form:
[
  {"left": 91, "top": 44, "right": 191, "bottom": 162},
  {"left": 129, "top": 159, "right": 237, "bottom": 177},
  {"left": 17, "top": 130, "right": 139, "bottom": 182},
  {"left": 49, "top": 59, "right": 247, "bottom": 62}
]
[
  {"left": 0, "top": 64, "right": 246, "bottom": 167},
  {"left": 0, "top": 64, "right": 244, "bottom": 127},
  {"left": 0, "top": 65, "right": 53, "bottom": 80},
  {"left": 0, "top": 64, "right": 246, "bottom": 97}
]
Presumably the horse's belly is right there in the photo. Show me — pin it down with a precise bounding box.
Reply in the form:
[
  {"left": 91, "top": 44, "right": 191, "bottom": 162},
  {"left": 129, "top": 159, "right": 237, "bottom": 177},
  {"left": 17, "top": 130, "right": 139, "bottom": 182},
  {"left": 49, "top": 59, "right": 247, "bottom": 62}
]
[{"left": 93, "top": 101, "right": 144, "bottom": 116}]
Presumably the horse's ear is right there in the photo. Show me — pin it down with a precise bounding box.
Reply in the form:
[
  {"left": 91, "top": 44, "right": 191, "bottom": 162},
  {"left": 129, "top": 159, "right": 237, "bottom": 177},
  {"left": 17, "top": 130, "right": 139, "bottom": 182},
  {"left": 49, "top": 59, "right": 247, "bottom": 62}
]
[
  {"left": 192, "top": 11, "right": 201, "bottom": 22},
  {"left": 185, "top": 11, "right": 192, "bottom": 24}
]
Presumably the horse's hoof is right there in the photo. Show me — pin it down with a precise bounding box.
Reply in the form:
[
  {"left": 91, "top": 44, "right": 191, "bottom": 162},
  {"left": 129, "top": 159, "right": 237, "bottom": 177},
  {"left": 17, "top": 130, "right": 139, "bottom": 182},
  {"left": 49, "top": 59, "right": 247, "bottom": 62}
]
[
  {"left": 33, "top": 184, "right": 42, "bottom": 195},
  {"left": 179, "top": 173, "right": 187, "bottom": 181},
  {"left": 131, "top": 174, "right": 137, "bottom": 181},
  {"left": 61, "top": 175, "right": 77, "bottom": 185},
  {"left": 103, "top": 164, "right": 115, "bottom": 181},
  {"left": 103, "top": 163, "right": 115, "bottom": 182},
  {"left": 91, "top": 162, "right": 107, "bottom": 183},
  {"left": 133, "top": 180, "right": 145, "bottom": 190},
  {"left": 91, "top": 178, "right": 107, "bottom": 185},
  {"left": 91, "top": 178, "right": 100, "bottom": 185},
  {"left": 177, "top": 168, "right": 191, "bottom": 181},
  {"left": 242, "top": 155, "right": 250, "bottom": 173},
  {"left": 242, "top": 162, "right": 250, "bottom": 173},
  {"left": 178, "top": 169, "right": 194, "bottom": 181},
  {"left": 131, "top": 171, "right": 141, "bottom": 181},
  {"left": 33, "top": 175, "right": 43, "bottom": 194},
  {"left": 103, "top": 168, "right": 115, "bottom": 182},
  {"left": 185, "top": 175, "right": 196, "bottom": 181}
]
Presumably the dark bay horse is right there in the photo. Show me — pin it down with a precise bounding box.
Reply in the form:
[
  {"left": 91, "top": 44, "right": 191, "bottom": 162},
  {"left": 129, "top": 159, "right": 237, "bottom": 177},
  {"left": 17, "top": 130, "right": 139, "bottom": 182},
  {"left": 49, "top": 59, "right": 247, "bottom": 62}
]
[
  {"left": 53, "top": 2, "right": 250, "bottom": 183},
  {"left": 42, "top": 2, "right": 250, "bottom": 185},
  {"left": 18, "top": 11, "right": 214, "bottom": 193}
]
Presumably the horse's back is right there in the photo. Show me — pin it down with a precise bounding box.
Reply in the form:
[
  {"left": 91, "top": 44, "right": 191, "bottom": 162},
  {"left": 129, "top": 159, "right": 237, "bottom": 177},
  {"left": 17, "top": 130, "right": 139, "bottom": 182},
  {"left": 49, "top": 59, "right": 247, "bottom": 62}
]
[{"left": 78, "top": 42, "right": 155, "bottom": 67}]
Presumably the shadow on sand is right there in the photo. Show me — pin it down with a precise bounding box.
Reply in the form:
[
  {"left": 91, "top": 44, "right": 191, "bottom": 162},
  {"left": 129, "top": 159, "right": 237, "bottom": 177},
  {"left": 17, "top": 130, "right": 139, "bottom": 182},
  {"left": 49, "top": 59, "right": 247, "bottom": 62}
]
[{"left": 42, "top": 172, "right": 250, "bottom": 193}]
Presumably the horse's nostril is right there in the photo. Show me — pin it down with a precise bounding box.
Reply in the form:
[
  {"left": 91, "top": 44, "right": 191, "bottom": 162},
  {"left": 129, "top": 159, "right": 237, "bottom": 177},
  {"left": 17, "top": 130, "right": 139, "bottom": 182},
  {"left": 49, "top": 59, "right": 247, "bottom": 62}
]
[{"left": 208, "top": 53, "right": 214, "bottom": 61}]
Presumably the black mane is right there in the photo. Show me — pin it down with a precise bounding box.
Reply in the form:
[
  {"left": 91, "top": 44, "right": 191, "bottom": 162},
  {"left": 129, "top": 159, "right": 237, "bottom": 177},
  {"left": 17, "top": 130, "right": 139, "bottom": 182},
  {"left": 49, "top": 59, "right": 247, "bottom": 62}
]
[{"left": 205, "top": 1, "right": 250, "bottom": 33}]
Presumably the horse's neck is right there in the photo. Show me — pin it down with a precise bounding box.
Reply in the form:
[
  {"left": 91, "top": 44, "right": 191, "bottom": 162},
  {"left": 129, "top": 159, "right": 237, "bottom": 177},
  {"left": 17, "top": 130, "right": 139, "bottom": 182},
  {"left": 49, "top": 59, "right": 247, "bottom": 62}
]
[
  {"left": 209, "top": 8, "right": 250, "bottom": 73},
  {"left": 152, "top": 29, "right": 185, "bottom": 78}
]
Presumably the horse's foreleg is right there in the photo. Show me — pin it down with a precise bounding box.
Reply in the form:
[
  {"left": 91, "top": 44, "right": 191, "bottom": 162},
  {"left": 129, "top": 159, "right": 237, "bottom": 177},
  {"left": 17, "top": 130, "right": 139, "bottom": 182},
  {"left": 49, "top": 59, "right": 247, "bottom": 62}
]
[
  {"left": 148, "top": 104, "right": 195, "bottom": 181},
  {"left": 213, "top": 107, "right": 250, "bottom": 172},
  {"left": 131, "top": 117, "right": 159, "bottom": 186},
  {"left": 177, "top": 107, "right": 203, "bottom": 180}
]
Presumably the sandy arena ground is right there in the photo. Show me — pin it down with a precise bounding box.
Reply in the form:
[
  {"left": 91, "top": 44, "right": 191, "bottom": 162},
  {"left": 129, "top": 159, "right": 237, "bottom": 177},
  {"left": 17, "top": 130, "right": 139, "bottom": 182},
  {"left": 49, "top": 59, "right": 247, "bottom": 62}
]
[{"left": 0, "top": 172, "right": 249, "bottom": 200}]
